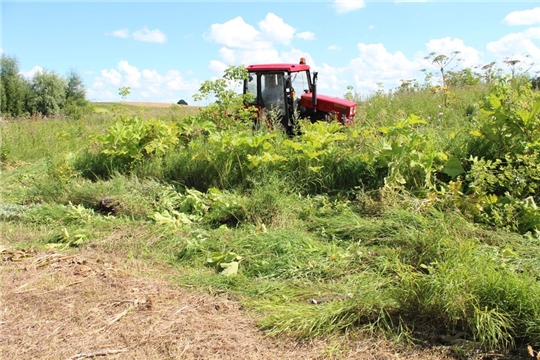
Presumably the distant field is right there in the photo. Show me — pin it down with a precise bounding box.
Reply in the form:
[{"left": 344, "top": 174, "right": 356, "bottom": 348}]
[
  {"left": 94, "top": 101, "right": 198, "bottom": 108},
  {"left": 91, "top": 102, "right": 202, "bottom": 116},
  {"left": 124, "top": 102, "right": 192, "bottom": 108}
]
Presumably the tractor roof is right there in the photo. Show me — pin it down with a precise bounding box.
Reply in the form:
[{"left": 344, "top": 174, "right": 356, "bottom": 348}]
[{"left": 246, "top": 63, "right": 311, "bottom": 73}]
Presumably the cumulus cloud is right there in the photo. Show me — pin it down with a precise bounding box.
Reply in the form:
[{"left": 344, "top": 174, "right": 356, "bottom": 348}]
[
  {"left": 132, "top": 26, "right": 167, "bottom": 43},
  {"left": 503, "top": 7, "right": 540, "bottom": 26},
  {"left": 486, "top": 27, "right": 540, "bottom": 69},
  {"left": 424, "top": 37, "right": 482, "bottom": 68},
  {"left": 100, "top": 68, "right": 122, "bottom": 87},
  {"left": 165, "top": 70, "right": 200, "bottom": 91},
  {"left": 108, "top": 26, "right": 167, "bottom": 43},
  {"left": 349, "top": 43, "right": 420, "bottom": 93},
  {"left": 259, "top": 13, "right": 296, "bottom": 45},
  {"left": 327, "top": 44, "right": 342, "bottom": 51},
  {"left": 206, "top": 16, "right": 263, "bottom": 49},
  {"left": 333, "top": 0, "right": 366, "bottom": 14},
  {"left": 142, "top": 69, "right": 163, "bottom": 84},
  {"left": 118, "top": 60, "right": 141, "bottom": 87},
  {"left": 111, "top": 28, "right": 130, "bottom": 38},
  {"left": 90, "top": 60, "right": 200, "bottom": 102},
  {"left": 19, "top": 65, "right": 44, "bottom": 79},
  {"left": 297, "top": 31, "right": 315, "bottom": 41},
  {"left": 205, "top": 13, "right": 309, "bottom": 70}
]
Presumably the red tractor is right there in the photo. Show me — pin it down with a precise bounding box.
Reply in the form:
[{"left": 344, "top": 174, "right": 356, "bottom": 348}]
[{"left": 243, "top": 58, "right": 357, "bottom": 134}]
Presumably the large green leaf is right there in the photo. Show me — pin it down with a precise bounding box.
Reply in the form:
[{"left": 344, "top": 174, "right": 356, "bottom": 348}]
[{"left": 442, "top": 155, "right": 465, "bottom": 178}]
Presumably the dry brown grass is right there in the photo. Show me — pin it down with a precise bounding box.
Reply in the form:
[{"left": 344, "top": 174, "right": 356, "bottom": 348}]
[{"left": 0, "top": 247, "right": 454, "bottom": 360}]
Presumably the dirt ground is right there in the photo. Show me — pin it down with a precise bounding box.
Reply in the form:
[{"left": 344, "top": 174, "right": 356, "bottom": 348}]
[{"left": 0, "top": 247, "right": 456, "bottom": 360}]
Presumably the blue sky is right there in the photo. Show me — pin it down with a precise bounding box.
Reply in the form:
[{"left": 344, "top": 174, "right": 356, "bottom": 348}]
[{"left": 2, "top": 1, "right": 540, "bottom": 105}]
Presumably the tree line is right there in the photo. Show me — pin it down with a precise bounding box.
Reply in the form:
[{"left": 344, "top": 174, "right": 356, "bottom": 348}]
[{"left": 1, "top": 54, "right": 91, "bottom": 119}]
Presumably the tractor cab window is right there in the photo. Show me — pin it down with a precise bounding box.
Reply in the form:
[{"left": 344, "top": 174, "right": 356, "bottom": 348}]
[
  {"left": 245, "top": 73, "right": 258, "bottom": 104},
  {"left": 291, "top": 70, "right": 310, "bottom": 94},
  {"left": 261, "top": 73, "right": 286, "bottom": 117}
]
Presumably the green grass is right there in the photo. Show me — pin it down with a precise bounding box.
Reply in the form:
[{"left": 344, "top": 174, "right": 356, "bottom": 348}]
[{"left": 2, "top": 89, "right": 539, "bottom": 358}]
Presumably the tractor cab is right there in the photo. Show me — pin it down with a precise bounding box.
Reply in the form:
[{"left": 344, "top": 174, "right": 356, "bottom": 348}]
[{"left": 243, "top": 58, "right": 357, "bottom": 134}]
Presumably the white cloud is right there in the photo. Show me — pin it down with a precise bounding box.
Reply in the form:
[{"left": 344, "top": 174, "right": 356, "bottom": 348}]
[
  {"left": 327, "top": 45, "right": 342, "bottom": 51},
  {"left": 142, "top": 69, "right": 163, "bottom": 84},
  {"left": 259, "top": 13, "right": 296, "bottom": 45},
  {"left": 108, "top": 26, "right": 167, "bottom": 43},
  {"left": 297, "top": 31, "right": 315, "bottom": 41},
  {"left": 165, "top": 70, "right": 200, "bottom": 91},
  {"left": 218, "top": 47, "right": 237, "bottom": 64},
  {"left": 503, "top": 7, "right": 540, "bottom": 26},
  {"left": 424, "top": 37, "right": 482, "bottom": 68},
  {"left": 206, "top": 16, "right": 262, "bottom": 49},
  {"left": 281, "top": 48, "right": 315, "bottom": 66},
  {"left": 132, "top": 26, "right": 167, "bottom": 43},
  {"left": 208, "top": 60, "right": 229, "bottom": 74},
  {"left": 100, "top": 68, "right": 122, "bottom": 87},
  {"left": 111, "top": 28, "right": 130, "bottom": 38},
  {"left": 334, "top": 0, "right": 366, "bottom": 14},
  {"left": 206, "top": 13, "right": 303, "bottom": 70},
  {"left": 20, "top": 65, "right": 44, "bottom": 79},
  {"left": 487, "top": 27, "right": 540, "bottom": 58},
  {"left": 90, "top": 60, "right": 200, "bottom": 103},
  {"left": 315, "top": 63, "right": 349, "bottom": 91},
  {"left": 118, "top": 60, "right": 141, "bottom": 87},
  {"left": 349, "top": 43, "right": 420, "bottom": 92}
]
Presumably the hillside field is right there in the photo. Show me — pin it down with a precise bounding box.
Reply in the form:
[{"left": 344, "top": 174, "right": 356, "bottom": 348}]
[{"left": 2, "top": 75, "right": 540, "bottom": 360}]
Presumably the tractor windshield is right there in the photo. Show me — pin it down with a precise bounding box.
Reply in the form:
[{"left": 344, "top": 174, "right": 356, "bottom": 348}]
[
  {"left": 261, "top": 73, "right": 286, "bottom": 117},
  {"left": 290, "top": 70, "right": 311, "bottom": 94}
]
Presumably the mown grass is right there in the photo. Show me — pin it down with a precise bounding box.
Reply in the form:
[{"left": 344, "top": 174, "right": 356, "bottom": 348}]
[{"left": 1, "top": 95, "right": 539, "bottom": 359}]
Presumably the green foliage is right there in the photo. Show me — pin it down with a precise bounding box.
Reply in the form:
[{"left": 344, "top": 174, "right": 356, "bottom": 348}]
[
  {"left": 207, "top": 250, "right": 241, "bottom": 276},
  {"left": 375, "top": 114, "right": 445, "bottom": 189},
  {"left": 394, "top": 237, "right": 540, "bottom": 351},
  {"left": 192, "top": 65, "right": 257, "bottom": 128},
  {"left": 461, "top": 155, "right": 540, "bottom": 233},
  {"left": 27, "top": 69, "right": 67, "bottom": 116},
  {"left": 532, "top": 75, "right": 540, "bottom": 90},
  {"left": 424, "top": 51, "right": 463, "bottom": 107},
  {"left": 446, "top": 68, "right": 482, "bottom": 87},
  {"left": 4, "top": 64, "right": 540, "bottom": 359},
  {"left": 454, "top": 77, "right": 540, "bottom": 234},
  {"left": 63, "top": 69, "right": 91, "bottom": 119},
  {"left": 0, "top": 54, "right": 30, "bottom": 117},
  {"left": 472, "top": 77, "right": 540, "bottom": 158},
  {"left": 1, "top": 54, "right": 90, "bottom": 118},
  {"left": 93, "top": 115, "right": 180, "bottom": 168},
  {"left": 118, "top": 86, "right": 131, "bottom": 100}
]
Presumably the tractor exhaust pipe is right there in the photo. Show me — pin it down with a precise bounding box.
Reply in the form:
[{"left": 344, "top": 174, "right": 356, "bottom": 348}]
[{"left": 312, "top": 72, "right": 318, "bottom": 112}]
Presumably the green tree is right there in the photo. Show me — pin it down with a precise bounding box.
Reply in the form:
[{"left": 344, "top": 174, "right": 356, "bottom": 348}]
[
  {"left": 0, "top": 54, "right": 30, "bottom": 117},
  {"left": 119, "top": 86, "right": 131, "bottom": 101},
  {"left": 65, "top": 69, "right": 87, "bottom": 104},
  {"left": 446, "top": 68, "right": 481, "bottom": 87},
  {"left": 531, "top": 75, "right": 540, "bottom": 90},
  {"left": 63, "top": 69, "right": 90, "bottom": 118},
  {"left": 28, "top": 70, "right": 67, "bottom": 116}
]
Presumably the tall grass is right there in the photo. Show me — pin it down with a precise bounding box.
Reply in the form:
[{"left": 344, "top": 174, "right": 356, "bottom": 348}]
[{"left": 2, "top": 87, "right": 540, "bottom": 359}]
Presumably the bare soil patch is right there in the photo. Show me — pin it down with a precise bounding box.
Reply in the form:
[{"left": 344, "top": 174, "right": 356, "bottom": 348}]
[{"left": 1, "top": 247, "right": 453, "bottom": 359}]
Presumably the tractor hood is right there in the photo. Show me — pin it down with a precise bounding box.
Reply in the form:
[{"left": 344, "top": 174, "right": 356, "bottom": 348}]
[{"left": 300, "top": 93, "right": 357, "bottom": 121}]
